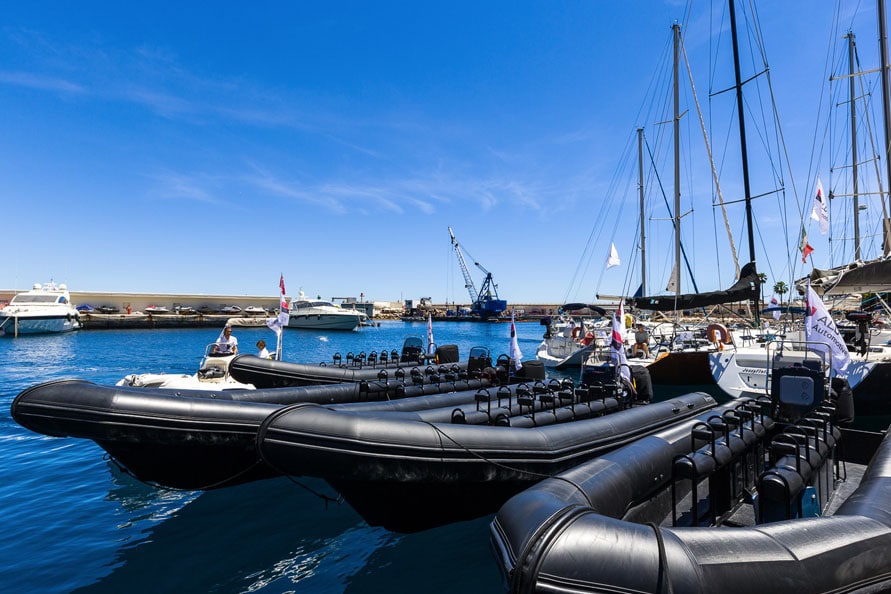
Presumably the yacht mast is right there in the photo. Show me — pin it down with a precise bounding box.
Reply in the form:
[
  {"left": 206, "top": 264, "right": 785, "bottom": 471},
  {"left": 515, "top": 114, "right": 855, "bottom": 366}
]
[
  {"left": 638, "top": 127, "right": 647, "bottom": 297},
  {"left": 728, "top": 0, "right": 760, "bottom": 325},
  {"left": 847, "top": 32, "right": 863, "bottom": 260},
  {"left": 673, "top": 22, "right": 682, "bottom": 299},
  {"left": 880, "top": 0, "right": 891, "bottom": 255}
]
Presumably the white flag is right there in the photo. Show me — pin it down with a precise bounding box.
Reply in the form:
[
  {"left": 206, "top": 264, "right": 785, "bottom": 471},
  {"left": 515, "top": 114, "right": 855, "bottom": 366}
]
[
  {"left": 509, "top": 312, "right": 523, "bottom": 371},
  {"left": 606, "top": 242, "right": 621, "bottom": 269},
  {"left": 426, "top": 313, "right": 435, "bottom": 356},
  {"left": 610, "top": 300, "right": 631, "bottom": 382},
  {"left": 810, "top": 177, "right": 829, "bottom": 236},
  {"left": 767, "top": 295, "right": 781, "bottom": 321},
  {"left": 804, "top": 280, "right": 850, "bottom": 374}
]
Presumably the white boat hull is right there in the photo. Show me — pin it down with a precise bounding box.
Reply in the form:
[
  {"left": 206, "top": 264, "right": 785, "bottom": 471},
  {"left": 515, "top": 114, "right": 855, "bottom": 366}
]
[
  {"left": 288, "top": 313, "right": 362, "bottom": 331},
  {"left": 710, "top": 345, "right": 877, "bottom": 398},
  {"left": 0, "top": 314, "right": 80, "bottom": 336}
]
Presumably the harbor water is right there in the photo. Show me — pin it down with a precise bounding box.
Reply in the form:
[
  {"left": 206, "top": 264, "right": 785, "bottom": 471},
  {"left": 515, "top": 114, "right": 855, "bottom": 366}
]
[{"left": 1, "top": 321, "right": 714, "bottom": 593}]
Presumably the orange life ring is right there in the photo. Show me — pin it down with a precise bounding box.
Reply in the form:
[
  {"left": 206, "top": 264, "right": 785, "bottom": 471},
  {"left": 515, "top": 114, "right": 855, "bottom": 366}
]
[
  {"left": 571, "top": 326, "right": 581, "bottom": 339},
  {"left": 580, "top": 331, "right": 594, "bottom": 345},
  {"left": 706, "top": 323, "right": 732, "bottom": 345}
]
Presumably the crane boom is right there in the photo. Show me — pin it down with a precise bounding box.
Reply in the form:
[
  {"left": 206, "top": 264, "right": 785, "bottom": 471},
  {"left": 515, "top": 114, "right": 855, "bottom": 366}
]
[{"left": 448, "top": 226, "right": 478, "bottom": 304}]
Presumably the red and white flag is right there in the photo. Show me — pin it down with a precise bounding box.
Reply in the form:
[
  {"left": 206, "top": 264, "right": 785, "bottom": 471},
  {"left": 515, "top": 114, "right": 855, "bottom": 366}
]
[
  {"left": 610, "top": 300, "right": 631, "bottom": 381},
  {"left": 810, "top": 177, "right": 829, "bottom": 235},
  {"left": 266, "top": 274, "right": 289, "bottom": 336},
  {"left": 509, "top": 311, "right": 523, "bottom": 371}
]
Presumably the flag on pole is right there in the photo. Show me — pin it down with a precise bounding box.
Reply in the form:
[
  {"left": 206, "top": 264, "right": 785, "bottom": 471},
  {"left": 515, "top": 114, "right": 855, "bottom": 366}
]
[
  {"left": 804, "top": 280, "right": 850, "bottom": 375},
  {"left": 810, "top": 177, "right": 829, "bottom": 235},
  {"left": 509, "top": 311, "right": 523, "bottom": 371},
  {"left": 767, "top": 295, "right": 781, "bottom": 320},
  {"left": 799, "top": 227, "right": 814, "bottom": 263},
  {"left": 610, "top": 300, "right": 631, "bottom": 382},
  {"left": 606, "top": 242, "right": 621, "bottom": 269},
  {"left": 426, "top": 313, "right": 435, "bottom": 356},
  {"left": 266, "top": 274, "right": 290, "bottom": 340}
]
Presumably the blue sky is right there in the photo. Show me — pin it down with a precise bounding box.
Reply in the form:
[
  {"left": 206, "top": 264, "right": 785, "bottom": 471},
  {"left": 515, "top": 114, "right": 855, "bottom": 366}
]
[{"left": 1, "top": 2, "right": 885, "bottom": 304}]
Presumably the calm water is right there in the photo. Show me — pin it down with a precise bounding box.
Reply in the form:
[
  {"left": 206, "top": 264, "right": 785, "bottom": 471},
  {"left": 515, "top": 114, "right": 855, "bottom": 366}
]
[
  {"left": 1, "top": 320, "right": 718, "bottom": 593},
  {"left": 0, "top": 321, "right": 554, "bottom": 593}
]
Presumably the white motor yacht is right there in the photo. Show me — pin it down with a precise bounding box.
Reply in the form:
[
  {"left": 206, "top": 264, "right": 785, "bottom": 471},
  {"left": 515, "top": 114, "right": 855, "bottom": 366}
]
[
  {"left": 0, "top": 282, "right": 81, "bottom": 336},
  {"left": 287, "top": 291, "right": 367, "bottom": 331}
]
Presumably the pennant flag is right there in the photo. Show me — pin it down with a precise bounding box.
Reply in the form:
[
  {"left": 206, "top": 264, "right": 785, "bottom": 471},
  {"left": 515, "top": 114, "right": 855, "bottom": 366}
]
[
  {"left": 804, "top": 280, "right": 850, "bottom": 375},
  {"left": 265, "top": 274, "right": 290, "bottom": 340},
  {"left": 606, "top": 242, "right": 621, "bottom": 269},
  {"left": 509, "top": 311, "right": 523, "bottom": 371},
  {"left": 810, "top": 178, "right": 829, "bottom": 235},
  {"left": 767, "top": 295, "right": 781, "bottom": 320},
  {"left": 610, "top": 300, "right": 631, "bottom": 382},
  {"left": 426, "top": 313, "right": 435, "bottom": 356},
  {"left": 799, "top": 227, "right": 814, "bottom": 263}
]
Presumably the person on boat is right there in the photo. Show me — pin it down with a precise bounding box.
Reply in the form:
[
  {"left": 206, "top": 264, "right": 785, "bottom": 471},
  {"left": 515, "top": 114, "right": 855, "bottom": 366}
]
[
  {"left": 256, "top": 339, "right": 270, "bottom": 359},
  {"left": 213, "top": 325, "right": 238, "bottom": 355},
  {"left": 633, "top": 323, "right": 650, "bottom": 358}
]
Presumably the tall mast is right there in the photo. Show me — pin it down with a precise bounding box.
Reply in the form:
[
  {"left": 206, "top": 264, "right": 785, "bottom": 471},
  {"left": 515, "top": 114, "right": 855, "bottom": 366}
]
[
  {"left": 880, "top": 0, "right": 891, "bottom": 255},
  {"left": 728, "top": 0, "right": 759, "bottom": 324},
  {"left": 638, "top": 127, "right": 647, "bottom": 296},
  {"left": 847, "top": 32, "right": 862, "bottom": 260},
  {"left": 673, "top": 22, "right": 682, "bottom": 299}
]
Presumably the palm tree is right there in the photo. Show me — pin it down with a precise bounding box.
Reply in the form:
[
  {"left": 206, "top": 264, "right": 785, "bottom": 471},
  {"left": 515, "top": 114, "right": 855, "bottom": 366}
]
[
  {"left": 757, "top": 273, "right": 768, "bottom": 304},
  {"left": 773, "top": 281, "right": 788, "bottom": 304}
]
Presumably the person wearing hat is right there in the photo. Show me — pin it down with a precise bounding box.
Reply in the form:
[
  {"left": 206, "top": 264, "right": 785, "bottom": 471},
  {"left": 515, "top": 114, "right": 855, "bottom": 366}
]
[{"left": 213, "top": 325, "right": 238, "bottom": 355}]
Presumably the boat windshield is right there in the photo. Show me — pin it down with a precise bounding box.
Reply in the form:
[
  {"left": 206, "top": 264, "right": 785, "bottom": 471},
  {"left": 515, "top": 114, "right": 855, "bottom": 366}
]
[
  {"left": 10, "top": 294, "right": 66, "bottom": 305},
  {"left": 293, "top": 300, "right": 334, "bottom": 308}
]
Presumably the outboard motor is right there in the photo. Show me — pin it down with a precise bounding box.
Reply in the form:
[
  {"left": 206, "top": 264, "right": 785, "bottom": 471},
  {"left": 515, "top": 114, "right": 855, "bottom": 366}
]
[
  {"left": 845, "top": 311, "right": 872, "bottom": 356},
  {"left": 580, "top": 362, "right": 630, "bottom": 404},
  {"left": 467, "top": 346, "right": 493, "bottom": 374}
]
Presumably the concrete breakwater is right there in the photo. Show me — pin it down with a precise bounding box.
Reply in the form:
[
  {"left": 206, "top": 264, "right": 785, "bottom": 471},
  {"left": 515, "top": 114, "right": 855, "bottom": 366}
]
[{"left": 78, "top": 313, "right": 244, "bottom": 330}]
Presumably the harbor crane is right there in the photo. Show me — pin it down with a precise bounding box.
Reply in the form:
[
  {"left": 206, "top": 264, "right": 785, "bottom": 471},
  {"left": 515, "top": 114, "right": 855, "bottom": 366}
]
[{"left": 447, "top": 226, "right": 507, "bottom": 318}]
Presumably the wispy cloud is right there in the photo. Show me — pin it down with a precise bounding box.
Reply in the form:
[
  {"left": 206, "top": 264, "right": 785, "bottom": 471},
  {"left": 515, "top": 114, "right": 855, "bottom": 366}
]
[{"left": 0, "top": 70, "right": 84, "bottom": 94}]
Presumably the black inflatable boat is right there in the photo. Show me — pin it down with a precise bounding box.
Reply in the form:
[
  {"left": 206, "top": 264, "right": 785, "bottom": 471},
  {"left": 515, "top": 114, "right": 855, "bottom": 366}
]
[
  {"left": 256, "top": 364, "right": 714, "bottom": 533},
  {"left": 490, "top": 365, "right": 891, "bottom": 593}
]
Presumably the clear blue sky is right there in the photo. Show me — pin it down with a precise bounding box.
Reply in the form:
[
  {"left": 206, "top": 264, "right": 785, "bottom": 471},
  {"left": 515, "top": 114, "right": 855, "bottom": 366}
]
[{"left": 1, "top": 2, "right": 884, "bottom": 304}]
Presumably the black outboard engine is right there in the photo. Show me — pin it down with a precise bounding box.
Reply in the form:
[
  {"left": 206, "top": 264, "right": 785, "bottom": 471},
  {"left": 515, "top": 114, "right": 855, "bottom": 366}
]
[
  {"left": 844, "top": 311, "right": 871, "bottom": 356},
  {"left": 540, "top": 315, "right": 553, "bottom": 339},
  {"left": 579, "top": 362, "right": 634, "bottom": 405}
]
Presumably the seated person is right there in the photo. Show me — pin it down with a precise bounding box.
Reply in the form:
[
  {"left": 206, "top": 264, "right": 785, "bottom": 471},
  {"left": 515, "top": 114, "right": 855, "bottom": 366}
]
[
  {"left": 213, "top": 325, "right": 238, "bottom": 355},
  {"left": 633, "top": 323, "right": 650, "bottom": 357},
  {"left": 256, "top": 339, "right": 270, "bottom": 359}
]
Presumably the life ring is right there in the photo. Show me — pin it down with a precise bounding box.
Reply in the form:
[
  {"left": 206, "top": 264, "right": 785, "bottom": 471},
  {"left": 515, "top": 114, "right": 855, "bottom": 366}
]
[
  {"left": 571, "top": 326, "right": 581, "bottom": 340},
  {"left": 580, "top": 331, "right": 595, "bottom": 346},
  {"left": 706, "top": 323, "right": 732, "bottom": 345}
]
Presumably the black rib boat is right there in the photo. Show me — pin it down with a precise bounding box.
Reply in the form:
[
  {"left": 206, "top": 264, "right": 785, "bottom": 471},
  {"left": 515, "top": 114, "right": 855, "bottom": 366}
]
[
  {"left": 490, "top": 364, "right": 891, "bottom": 593},
  {"left": 10, "top": 348, "right": 536, "bottom": 490},
  {"left": 256, "top": 364, "right": 713, "bottom": 533}
]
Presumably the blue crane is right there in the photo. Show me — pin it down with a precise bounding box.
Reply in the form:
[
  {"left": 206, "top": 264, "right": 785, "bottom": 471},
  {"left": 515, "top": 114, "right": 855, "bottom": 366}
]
[{"left": 448, "top": 226, "right": 507, "bottom": 318}]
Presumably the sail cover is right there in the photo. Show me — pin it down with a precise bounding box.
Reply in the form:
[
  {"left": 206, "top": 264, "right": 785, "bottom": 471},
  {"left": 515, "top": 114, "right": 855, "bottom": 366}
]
[
  {"left": 805, "top": 258, "right": 891, "bottom": 296},
  {"left": 630, "top": 262, "right": 759, "bottom": 311}
]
